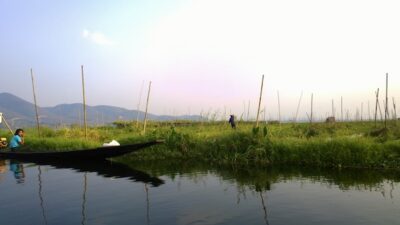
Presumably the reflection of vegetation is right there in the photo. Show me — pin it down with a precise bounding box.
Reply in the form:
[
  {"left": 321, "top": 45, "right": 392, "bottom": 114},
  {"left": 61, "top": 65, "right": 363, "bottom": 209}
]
[
  {"left": 121, "top": 159, "right": 400, "bottom": 193},
  {"left": 1, "top": 121, "right": 400, "bottom": 168}
]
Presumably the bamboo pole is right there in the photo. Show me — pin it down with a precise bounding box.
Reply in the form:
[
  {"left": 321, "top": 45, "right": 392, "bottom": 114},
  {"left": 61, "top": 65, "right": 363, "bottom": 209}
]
[
  {"left": 81, "top": 65, "right": 88, "bottom": 140},
  {"left": 361, "top": 102, "right": 364, "bottom": 121},
  {"left": 277, "top": 91, "right": 281, "bottom": 123},
  {"left": 310, "top": 93, "right": 314, "bottom": 124},
  {"left": 355, "top": 108, "right": 359, "bottom": 121},
  {"left": 242, "top": 101, "right": 246, "bottom": 121},
  {"left": 30, "top": 69, "right": 41, "bottom": 137},
  {"left": 294, "top": 91, "right": 303, "bottom": 122},
  {"left": 368, "top": 101, "right": 371, "bottom": 121},
  {"left": 393, "top": 97, "right": 397, "bottom": 124},
  {"left": 143, "top": 81, "right": 152, "bottom": 134},
  {"left": 385, "top": 73, "right": 388, "bottom": 129},
  {"left": 331, "top": 99, "right": 335, "bottom": 118},
  {"left": 247, "top": 101, "right": 250, "bottom": 121},
  {"left": 255, "top": 75, "right": 265, "bottom": 127},
  {"left": 0, "top": 114, "right": 13, "bottom": 135},
  {"left": 136, "top": 80, "right": 145, "bottom": 128},
  {"left": 340, "top": 96, "right": 343, "bottom": 122},
  {"left": 374, "top": 88, "right": 379, "bottom": 127}
]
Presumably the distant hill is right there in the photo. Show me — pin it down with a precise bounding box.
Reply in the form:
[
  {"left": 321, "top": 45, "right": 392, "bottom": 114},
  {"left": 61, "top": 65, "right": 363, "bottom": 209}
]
[{"left": 0, "top": 92, "right": 202, "bottom": 128}]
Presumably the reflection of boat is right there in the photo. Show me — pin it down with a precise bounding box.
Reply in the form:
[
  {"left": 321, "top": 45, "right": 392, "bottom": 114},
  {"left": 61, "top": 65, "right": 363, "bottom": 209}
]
[
  {"left": 14, "top": 159, "right": 164, "bottom": 187},
  {"left": 0, "top": 140, "right": 163, "bottom": 161}
]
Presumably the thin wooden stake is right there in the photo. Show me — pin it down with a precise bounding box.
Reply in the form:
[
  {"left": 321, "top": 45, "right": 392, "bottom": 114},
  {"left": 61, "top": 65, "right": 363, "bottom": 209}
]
[
  {"left": 294, "top": 91, "right": 303, "bottom": 122},
  {"left": 247, "top": 101, "right": 250, "bottom": 121},
  {"left": 255, "top": 75, "right": 265, "bottom": 127},
  {"left": 385, "top": 73, "right": 388, "bottom": 128},
  {"left": 242, "top": 101, "right": 246, "bottom": 121},
  {"left": 368, "top": 101, "right": 371, "bottom": 121},
  {"left": 143, "top": 81, "right": 152, "bottom": 134},
  {"left": 374, "top": 89, "right": 379, "bottom": 127},
  {"left": 31, "top": 69, "right": 41, "bottom": 137},
  {"left": 361, "top": 102, "right": 364, "bottom": 121},
  {"left": 0, "top": 114, "right": 13, "bottom": 135},
  {"left": 136, "top": 80, "right": 145, "bottom": 128},
  {"left": 277, "top": 91, "right": 281, "bottom": 123},
  {"left": 393, "top": 97, "right": 397, "bottom": 124},
  {"left": 81, "top": 65, "right": 88, "bottom": 140},
  {"left": 341, "top": 96, "right": 343, "bottom": 122},
  {"left": 310, "top": 93, "right": 314, "bottom": 124},
  {"left": 356, "top": 108, "right": 360, "bottom": 121}
]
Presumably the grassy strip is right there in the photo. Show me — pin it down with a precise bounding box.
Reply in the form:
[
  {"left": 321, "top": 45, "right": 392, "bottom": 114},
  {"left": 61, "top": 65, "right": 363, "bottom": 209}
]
[
  {"left": 117, "top": 122, "right": 400, "bottom": 169},
  {"left": 119, "top": 130, "right": 400, "bottom": 169},
  {"left": 1, "top": 121, "right": 400, "bottom": 169}
]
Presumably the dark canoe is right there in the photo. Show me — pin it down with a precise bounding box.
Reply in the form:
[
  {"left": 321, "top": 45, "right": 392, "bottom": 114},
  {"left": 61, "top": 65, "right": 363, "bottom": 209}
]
[{"left": 0, "top": 140, "right": 163, "bottom": 161}]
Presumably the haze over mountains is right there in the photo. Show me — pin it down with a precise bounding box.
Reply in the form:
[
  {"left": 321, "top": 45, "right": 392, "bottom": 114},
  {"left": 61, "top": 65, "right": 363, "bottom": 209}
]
[{"left": 0, "top": 93, "right": 201, "bottom": 128}]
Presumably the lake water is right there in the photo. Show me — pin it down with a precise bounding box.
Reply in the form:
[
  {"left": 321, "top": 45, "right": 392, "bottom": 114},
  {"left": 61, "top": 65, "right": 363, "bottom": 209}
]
[{"left": 0, "top": 159, "right": 399, "bottom": 225}]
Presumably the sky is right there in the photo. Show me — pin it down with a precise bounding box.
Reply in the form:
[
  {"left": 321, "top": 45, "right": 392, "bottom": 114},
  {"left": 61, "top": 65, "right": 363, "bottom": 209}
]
[{"left": 0, "top": 0, "right": 399, "bottom": 120}]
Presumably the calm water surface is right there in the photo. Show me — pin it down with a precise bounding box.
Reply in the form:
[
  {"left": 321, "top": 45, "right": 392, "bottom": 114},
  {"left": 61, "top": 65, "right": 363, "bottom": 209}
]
[{"left": 0, "top": 159, "right": 399, "bottom": 225}]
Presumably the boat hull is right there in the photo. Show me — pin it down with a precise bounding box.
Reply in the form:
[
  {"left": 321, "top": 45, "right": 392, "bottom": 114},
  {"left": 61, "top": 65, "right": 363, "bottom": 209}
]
[{"left": 0, "top": 141, "right": 162, "bottom": 161}]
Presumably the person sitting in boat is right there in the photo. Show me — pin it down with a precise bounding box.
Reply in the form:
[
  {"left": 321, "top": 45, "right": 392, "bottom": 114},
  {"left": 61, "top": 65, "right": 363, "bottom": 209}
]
[
  {"left": 9, "top": 129, "right": 24, "bottom": 152},
  {"left": 228, "top": 115, "right": 236, "bottom": 129}
]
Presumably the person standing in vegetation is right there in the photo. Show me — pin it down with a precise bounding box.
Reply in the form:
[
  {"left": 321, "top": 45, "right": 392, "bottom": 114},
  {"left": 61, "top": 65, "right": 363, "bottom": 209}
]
[
  {"left": 229, "top": 115, "right": 236, "bottom": 129},
  {"left": 9, "top": 129, "right": 24, "bottom": 151}
]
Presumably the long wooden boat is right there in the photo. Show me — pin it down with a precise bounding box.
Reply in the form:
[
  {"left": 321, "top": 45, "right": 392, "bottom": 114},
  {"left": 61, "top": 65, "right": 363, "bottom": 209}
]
[{"left": 0, "top": 140, "right": 163, "bottom": 161}]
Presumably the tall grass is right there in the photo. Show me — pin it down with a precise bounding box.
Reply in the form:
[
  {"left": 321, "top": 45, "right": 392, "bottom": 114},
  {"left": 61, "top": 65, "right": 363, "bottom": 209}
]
[
  {"left": 1, "top": 120, "right": 400, "bottom": 169},
  {"left": 117, "top": 121, "right": 400, "bottom": 169}
]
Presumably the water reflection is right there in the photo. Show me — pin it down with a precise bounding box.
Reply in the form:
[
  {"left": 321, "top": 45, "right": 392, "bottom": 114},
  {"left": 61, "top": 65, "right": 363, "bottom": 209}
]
[
  {"left": 0, "top": 158, "right": 399, "bottom": 225},
  {"left": 16, "top": 159, "right": 164, "bottom": 187},
  {"left": 0, "top": 160, "right": 6, "bottom": 173},
  {"left": 0, "top": 159, "right": 164, "bottom": 225},
  {"left": 259, "top": 192, "right": 270, "bottom": 225},
  {"left": 126, "top": 160, "right": 400, "bottom": 225},
  {"left": 9, "top": 160, "right": 25, "bottom": 184},
  {"left": 81, "top": 172, "right": 87, "bottom": 225},
  {"left": 130, "top": 160, "right": 400, "bottom": 193},
  {"left": 0, "top": 160, "right": 6, "bottom": 182},
  {"left": 144, "top": 184, "right": 150, "bottom": 225},
  {"left": 37, "top": 166, "right": 48, "bottom": 225}
]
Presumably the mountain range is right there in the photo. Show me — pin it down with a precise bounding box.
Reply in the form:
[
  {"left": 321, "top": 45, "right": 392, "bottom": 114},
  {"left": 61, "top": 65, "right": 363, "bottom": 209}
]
[{"left": 0, "top": 92, "right": 201, "bottom": 128}]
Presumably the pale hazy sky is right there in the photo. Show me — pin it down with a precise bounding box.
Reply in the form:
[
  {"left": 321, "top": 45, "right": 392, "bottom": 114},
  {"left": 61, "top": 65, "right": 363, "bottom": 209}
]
[{"left": 1, "top": 0, "right": 399, "bottom": 120}]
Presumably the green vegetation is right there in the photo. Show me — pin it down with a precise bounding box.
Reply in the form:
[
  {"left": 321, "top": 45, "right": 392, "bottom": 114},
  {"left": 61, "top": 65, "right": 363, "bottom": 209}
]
[{"left": 1, "top": 120, "right": 400, "bottom": 169}]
